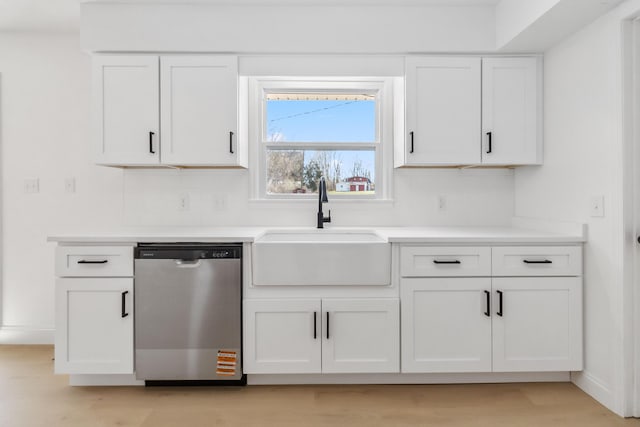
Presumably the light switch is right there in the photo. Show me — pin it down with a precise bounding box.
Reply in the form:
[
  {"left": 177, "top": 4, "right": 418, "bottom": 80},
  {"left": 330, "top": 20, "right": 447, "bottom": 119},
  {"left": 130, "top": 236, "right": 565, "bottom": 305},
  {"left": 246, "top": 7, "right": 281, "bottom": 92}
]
[
  {"left": 24, "top": 178, "right": 39, "bottom": 194},
  {"left": 65, "top": 178, "right": 76, "bottom": 194},
  {"left": 590, "top": 195, "right": 604, "bottom": 217}
]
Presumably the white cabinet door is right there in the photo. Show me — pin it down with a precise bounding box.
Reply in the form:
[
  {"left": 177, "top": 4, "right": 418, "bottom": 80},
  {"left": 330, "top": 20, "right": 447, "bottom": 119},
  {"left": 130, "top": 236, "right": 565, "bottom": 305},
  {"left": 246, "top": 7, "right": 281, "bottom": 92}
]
[
  {"left": 321, "top": 299, "right": 399, "bottom": 373},
  {"left": 482, "top": 57, "right": 540, "bottom": 165},
  {"left": 405, "top": 57, "right": 481, "bottom": 165},
  {"left": 492, "top": 277, "right": 582, "bottom": 372},
  {"left": 160, "top": 56, "right": 238, "bottom": 166},
  {"left": 244, "top": 299, "right": 321, "bottom": 374},
  {"left": 93, "top": 55, "right": 159, "bottom": 166},
  {"left": 55, "top": 278, "right": 134, "bottom": 374},
  {"left": 401, "top": 278, "right": 492, "bottom": 373}
]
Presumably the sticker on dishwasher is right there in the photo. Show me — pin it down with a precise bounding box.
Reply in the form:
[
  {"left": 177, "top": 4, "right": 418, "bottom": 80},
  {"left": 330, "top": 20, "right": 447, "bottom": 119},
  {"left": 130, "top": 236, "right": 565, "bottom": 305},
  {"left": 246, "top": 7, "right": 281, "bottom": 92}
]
[{"left": 216, "top": 350, "right": 237, "bottom": 376}]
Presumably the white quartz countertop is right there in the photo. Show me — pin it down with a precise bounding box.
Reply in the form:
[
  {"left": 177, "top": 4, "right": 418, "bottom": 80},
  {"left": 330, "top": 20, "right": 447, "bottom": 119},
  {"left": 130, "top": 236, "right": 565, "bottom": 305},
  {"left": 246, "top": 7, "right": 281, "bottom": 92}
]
[{"left": 47, "top": 224, "right": 586, "bottom": 244}]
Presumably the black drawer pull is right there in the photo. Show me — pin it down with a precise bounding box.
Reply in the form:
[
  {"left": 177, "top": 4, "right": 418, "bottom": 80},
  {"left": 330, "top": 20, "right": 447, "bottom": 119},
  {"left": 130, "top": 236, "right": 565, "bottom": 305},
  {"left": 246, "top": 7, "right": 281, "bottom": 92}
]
[
  {"left": 486, "top": 131, "right": 492, "bottom": 154},
  {"left": 77, "top": 260, "right": 108, "bottom": 264},
  {"left": 496, "top": 290, "right": 503, "bottom": 317},
  {"left": 121, "top": 291, "right": 129, "bottom": 318},
  {"left": 409, "top": 131, "right": 414, "bottom": 154},
  {"left": 523, "top": 259, "right": 552, "bottom": 264},
  {"left": 229, "top": 131, "right": 234, "bottom": 154},
  {"left": 433, "top": 260, "right": 461, "bottom": 265}
]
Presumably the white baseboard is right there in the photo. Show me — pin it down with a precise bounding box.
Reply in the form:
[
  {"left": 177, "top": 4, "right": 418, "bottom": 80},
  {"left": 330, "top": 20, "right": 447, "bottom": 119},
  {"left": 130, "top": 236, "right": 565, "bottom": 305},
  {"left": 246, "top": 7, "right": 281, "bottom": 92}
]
[
  {"left": 571, "top": 371, "right": 620, "bottom": 416},
  {"left": 0, "top": 326, "right": 54, "bottom": 344},
  {"left": 248, "top": 371, "right": 570, "bottom": 385}
]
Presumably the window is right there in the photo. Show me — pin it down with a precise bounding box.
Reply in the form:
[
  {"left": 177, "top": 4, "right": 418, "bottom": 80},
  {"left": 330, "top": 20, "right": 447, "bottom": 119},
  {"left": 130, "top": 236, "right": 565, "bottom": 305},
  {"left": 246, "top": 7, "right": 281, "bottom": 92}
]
[{"left": 251, "top": 78, "right": 391, "bottom": 200}]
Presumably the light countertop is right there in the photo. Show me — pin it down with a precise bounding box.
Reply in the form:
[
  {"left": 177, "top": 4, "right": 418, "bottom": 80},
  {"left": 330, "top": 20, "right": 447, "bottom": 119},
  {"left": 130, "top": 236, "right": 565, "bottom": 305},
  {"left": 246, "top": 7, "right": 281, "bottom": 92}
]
[{"left": 48, "top": 224, "right": 586, "bottom": 244}]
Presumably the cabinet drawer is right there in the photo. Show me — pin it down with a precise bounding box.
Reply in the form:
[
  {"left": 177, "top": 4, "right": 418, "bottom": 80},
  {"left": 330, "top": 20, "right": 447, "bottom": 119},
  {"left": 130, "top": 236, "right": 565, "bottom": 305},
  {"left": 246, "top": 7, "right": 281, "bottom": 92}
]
[
  {"left": 400, "top": 247, "right": 491, "bottom": 277},
  {"left": 492, "top": 246, "right": 582, "bottom": 277},
  {"left": 55, "top": 246, "right": 134, "bottom": 277}
]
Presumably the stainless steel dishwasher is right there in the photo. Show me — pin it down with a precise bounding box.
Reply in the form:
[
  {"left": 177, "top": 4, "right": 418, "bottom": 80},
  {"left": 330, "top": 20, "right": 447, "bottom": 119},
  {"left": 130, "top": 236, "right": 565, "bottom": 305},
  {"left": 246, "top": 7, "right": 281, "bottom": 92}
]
[{"left": 134, "top": 244, "right": 244, "bottom": 385}]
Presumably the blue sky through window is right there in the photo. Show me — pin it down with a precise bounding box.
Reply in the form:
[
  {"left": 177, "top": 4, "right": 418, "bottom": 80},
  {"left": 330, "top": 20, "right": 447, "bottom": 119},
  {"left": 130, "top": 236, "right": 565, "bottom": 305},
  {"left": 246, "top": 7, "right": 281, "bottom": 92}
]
[{"left": 266, "top": 99, "right": 376, "bottom": 186}]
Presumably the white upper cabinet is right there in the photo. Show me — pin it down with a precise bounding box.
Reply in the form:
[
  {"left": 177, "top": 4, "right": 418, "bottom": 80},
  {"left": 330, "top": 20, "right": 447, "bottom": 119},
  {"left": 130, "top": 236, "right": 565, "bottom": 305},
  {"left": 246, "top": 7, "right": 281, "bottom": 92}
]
[
  {"left": 482, "top": 57, "right": 541, "bottom": 165},
  {"left": 160, "top": 56, "right": 239, "bottom": 166},
  {"left": 92, "top": 54, "right": 245, "bottom": 167},
  {"left": 404, "top": 57, "right": 481, "bottom": 165},
  {"left": 93, "top": 56, "right": 160, "bottom": 166},
  {"left": 400, "top": 56, "right": 541, "bottom": 167}
]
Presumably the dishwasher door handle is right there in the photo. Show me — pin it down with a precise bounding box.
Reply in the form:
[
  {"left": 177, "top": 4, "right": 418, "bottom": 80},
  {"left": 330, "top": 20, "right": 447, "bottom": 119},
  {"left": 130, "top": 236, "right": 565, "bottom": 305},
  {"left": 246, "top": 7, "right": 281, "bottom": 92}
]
[{"left": 174, "top": 259, "right": 202, "bottom": 268}]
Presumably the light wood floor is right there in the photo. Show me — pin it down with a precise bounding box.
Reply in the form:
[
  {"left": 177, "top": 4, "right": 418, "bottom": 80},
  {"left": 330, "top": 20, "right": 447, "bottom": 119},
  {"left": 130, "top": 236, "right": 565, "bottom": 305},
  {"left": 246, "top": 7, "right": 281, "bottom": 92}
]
[{"left": 1, "top": 346, "right": 638, "bottom": 427}]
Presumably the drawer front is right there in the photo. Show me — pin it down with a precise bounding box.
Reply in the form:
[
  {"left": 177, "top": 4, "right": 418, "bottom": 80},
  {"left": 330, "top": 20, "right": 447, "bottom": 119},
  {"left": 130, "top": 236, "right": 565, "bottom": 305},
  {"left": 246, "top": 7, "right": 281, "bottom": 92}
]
[
  {"left": 400, "top": 247, "right": 491, "bottom": 277},
  {"left": 492, "top": 246, "right": 582, "bottom": 277},
  {"left": 55, "top": 246, "right": 134, "bottom": 277}
]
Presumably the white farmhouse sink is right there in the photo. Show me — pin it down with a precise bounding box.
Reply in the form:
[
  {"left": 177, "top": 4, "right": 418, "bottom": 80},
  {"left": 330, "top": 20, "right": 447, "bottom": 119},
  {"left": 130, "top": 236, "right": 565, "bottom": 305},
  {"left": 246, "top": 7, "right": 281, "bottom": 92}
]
[{"left": 252, "top": 229, "right": 391, "bottom": 286}]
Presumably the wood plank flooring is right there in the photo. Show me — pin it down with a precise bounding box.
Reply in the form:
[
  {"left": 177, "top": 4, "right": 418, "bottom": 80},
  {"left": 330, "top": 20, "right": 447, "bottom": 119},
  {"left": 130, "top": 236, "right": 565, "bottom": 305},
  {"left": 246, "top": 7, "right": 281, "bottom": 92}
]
[{"left": 1, "top": 345, "right": 638, "bottom": 427}]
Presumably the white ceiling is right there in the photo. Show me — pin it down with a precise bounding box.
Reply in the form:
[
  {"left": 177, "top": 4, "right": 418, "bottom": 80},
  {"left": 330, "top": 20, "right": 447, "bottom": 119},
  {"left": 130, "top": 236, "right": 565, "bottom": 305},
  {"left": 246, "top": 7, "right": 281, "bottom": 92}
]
[{"left": 0, "top": 0, "right": 501, "bottom": 32}]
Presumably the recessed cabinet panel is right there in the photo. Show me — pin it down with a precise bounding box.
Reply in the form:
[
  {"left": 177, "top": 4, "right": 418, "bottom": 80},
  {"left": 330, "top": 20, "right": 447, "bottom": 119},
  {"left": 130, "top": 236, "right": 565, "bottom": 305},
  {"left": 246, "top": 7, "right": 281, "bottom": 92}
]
[
  {"left": 492, "top": 277, "right": 582, "bottom": 372},
  {"left": 322, "top": 299, "right": 399, "bottom": 373},
  {"left": 405, "top": 57, "right": 481, "bottom": 165},
  {"left": 93, "top": 56, "right": 159, "bottom": 166},
  {"left": 401, "top": 278, "right": 492, "bottom": 373},
  {"left": 55, "top": 278, "right": 134, "bottom": 374},
  {"left": 160, "top": 56, "right": 238, "bottom": 166},
  {"left": 492, "top": 246, "right": 582, "bottom": 277},
  {"left": 400, "top": 246, "right": 491, "bottom": 277},
  {"left": 482, "top": 57, "right": 540, "bottom": 165},
  {"left": 243, "top": 299, "right": 321, "bottom": 374}
]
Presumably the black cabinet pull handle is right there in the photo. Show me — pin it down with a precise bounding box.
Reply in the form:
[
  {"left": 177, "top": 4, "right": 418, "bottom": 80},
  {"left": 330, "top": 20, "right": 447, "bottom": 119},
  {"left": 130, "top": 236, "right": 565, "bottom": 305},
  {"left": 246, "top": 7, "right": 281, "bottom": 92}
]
[
  {"left": 326, "top": 312, "right": 330, "bottom": 339},
  {"left": 121, "top": 291, "right": 129, "bottom": 318},
  {"left": 409, "top": 131, "right": 414, "bottom": 154},
  {"left": 229, "top": 131, "right": 234, "bottom": 154},
  {"left": 149, "top": 132, "right": 155, "bottom": 154},
  {"left": 433, "top": 260, "right": 461, "bottom": 264},
  {"left": 486, "top": 131, "right": 492, "bottom": 154},
  {"left": 496, "top": 290, "right": 503, "bottom": 317},
  {"left": 523, "top": 259, "right": 552, "bottom": 264},
  {"left": 313, "top": 311, "right": 317, "bottom": 340},
  {"left": 484, "top": 290, "right": 490, "bottom": 317},
  {"left": 77, "top": 259, "right": 108, "bottom": 264}
]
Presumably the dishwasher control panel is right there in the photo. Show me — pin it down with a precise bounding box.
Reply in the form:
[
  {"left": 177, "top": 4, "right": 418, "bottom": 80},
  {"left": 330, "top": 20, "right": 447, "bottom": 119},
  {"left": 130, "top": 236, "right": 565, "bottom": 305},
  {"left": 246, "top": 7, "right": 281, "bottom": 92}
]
[{"left": 135, "top": 245, "right": 242, "bottom": 260}]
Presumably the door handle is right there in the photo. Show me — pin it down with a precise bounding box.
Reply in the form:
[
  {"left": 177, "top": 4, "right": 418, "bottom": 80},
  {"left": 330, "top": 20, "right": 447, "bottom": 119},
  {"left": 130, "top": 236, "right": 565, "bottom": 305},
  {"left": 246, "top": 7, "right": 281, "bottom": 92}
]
[
  {"left": 326, "top": 312, "right": 330, "bottom": 339},
  {"left": 496, "top": 290, "right": 503, "bottom": 317},
  {"left": 313, "top": 311, "right": 317, "bottom": 340},
  {"left": 484, "top": 290, "right": 490, "bottom": 317},
  {"left": 229, "top": 131, "right": 234, "bottom": 154},
  {"left": 433, "top": 259, "right": 461, "bottom": 265},
  {"left": 77, "top": 259, "right": 108, "bottom": 264},
  {"left": 486, "top": 131, "right": 492, "bottom": 154},
  {"left": 149, "top": 131, "right": 155, "bottom": 154},
  {"left": 121, "top": 291, "right": 129, "bottom": 318},
  {"left": 409, "top": 131, "right": 414, "bottom": 154}
]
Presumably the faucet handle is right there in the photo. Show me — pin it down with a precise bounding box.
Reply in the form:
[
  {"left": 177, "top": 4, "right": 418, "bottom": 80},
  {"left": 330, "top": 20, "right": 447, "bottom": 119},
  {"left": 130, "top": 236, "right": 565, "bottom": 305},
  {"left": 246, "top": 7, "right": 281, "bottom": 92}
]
[{"left": 324, "top": 209, "right": 332, "bottom": 223}]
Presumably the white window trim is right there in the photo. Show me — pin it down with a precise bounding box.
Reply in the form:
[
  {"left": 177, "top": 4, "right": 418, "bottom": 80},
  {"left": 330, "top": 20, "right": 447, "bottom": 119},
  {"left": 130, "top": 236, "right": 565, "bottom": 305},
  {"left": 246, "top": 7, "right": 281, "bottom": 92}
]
[{"left": 247, "top": 76, "right": 394, "bottom": 201}]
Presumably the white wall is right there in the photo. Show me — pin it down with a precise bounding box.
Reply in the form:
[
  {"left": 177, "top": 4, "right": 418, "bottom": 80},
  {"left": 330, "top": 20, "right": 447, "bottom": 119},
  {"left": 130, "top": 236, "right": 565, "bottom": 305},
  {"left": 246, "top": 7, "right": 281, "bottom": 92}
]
[
  {"left": 80, "top": 3, "right": 495, "bottom": 53},
  {"left": 514, "top": 0, "right": 640, "bottom": 415},
  {"left": 0, "top": 33, "right": 517, "bottom": 343},
  {"left": 0, "top": 33, "right": 124, "bottom": 343},
  {"left": 495, "top": 0, "right": 560, "bottom": 47}
]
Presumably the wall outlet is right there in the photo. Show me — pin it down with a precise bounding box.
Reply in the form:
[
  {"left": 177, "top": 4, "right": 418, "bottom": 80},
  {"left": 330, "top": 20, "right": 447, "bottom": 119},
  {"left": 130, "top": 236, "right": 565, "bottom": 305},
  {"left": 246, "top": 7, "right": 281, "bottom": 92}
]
[
  {"left": 437, "top": 195, "right": 446, "bottom": 211},
  {"left": 65, "top": 177, "right": 76, "bottom": 194},
  {"left": 590, "top": 195, "right": 604, "bottom": 217},
  {"left": 24, "top": 178, "right": 39, "bottom": 194},
  {"left": 213, "top": 194, "right": 227, "bottom": 211},
  {"left": 178, "top": 193, "right": 190, "bottom": 211}
]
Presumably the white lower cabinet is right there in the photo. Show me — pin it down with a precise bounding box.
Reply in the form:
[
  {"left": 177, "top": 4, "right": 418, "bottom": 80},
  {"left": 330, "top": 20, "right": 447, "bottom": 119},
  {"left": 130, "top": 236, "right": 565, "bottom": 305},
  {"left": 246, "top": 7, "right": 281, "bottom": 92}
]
[
  {"left": 55, "top": 278, "right": 134, "bottom": 374},
  {"left": 492, "top": 277, "right": 582, "bottom": 372},
  {"left": 401, "top": 278, "right": 492, "bottom": 373},
  {"left": 244, "top": 298, "right": 399, "bottom": 374},
  {"left": 401, "top": 276, "right": 582, "bottom": 374}
]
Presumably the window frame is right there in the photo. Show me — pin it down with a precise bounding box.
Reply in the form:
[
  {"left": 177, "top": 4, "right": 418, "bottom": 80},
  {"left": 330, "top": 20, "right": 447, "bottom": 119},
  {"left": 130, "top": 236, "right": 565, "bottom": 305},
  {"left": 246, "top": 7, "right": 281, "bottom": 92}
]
[{"left": 249, "top": 77, "right": 393, "bottom": 201}]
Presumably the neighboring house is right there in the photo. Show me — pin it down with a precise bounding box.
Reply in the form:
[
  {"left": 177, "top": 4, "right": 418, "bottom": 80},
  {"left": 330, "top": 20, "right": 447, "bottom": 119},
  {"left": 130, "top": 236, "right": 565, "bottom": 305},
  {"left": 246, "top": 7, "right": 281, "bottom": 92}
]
[{"left": 336, "top": 176, "right": 372, "bottom": 192}]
